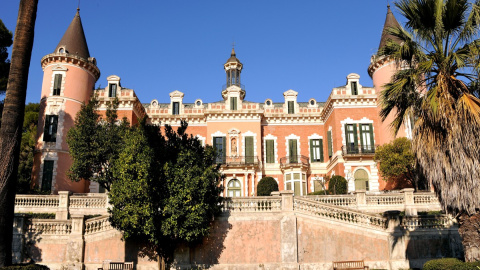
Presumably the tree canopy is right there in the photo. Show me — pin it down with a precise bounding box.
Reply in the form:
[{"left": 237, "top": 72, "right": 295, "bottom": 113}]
[
  {"left": 378, "top": 0, "right": 480, "bottom": 261},
  {"left": 17, "top": 103, "right": 39, "bottom": 194},
  {"left": 67, "top": 99, "right": 223, "bottom": 263},
  {"left": 0, "top": 19, "right": 13, "bottom": 95},
  {"left": 374, "top": 137, "right": 416, "bottom": 189},
  {"left": 256, "top": 177, "right": 279, "bottom": 196}
]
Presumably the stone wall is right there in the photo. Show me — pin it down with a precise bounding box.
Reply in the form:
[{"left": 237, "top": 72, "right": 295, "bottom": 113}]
[{"left": 13, "top": 191, "right": 462, "bottom": 270}]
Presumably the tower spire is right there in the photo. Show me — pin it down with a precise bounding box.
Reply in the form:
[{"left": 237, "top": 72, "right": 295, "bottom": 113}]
[
  {"left": 54, "top": 9, "right": 90, "bottom": 59},
  {"left": 378, "top": 4, "right": 402, "bottom": 50}
]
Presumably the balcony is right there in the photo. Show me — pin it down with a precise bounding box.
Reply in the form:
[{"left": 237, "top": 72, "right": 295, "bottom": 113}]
[
  {"left": 216, "top": 156, "right": 260, "bottom": 167},
  {"left": 222, "top": 83, "right": 246, "bottom": 91},
  {"left": 342, "top": 145, "right": 376, "bottom": 156},
  {"left": 279, "top": 155, "right": 309, "bottom": 169}
]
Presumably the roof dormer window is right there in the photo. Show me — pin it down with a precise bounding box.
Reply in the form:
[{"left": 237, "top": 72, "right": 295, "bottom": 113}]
[
  {"left": 59, "top": 48, "right": 65, "bottom": 53},
  {"left": 108, "top": 84, "right": 117, "bottom": 97},
  {"left": 351, "top": 82, "right": 358, "bottom": 95}
]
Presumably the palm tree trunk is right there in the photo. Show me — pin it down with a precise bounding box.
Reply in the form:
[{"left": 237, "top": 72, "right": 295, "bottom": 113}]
[
  {"left": 458, "top": 212, "right": 480, "bottom": 262},
  {"left": 0, "top": 0, "right": 37, "bottom": 266}
]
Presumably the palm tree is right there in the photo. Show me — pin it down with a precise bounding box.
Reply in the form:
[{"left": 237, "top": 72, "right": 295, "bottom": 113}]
[
  {"left": 378, "top": 0, "right": 480, "bottom": 261},
  {"left": 0, "top": 0, "right": 38, "bottom": 266}
]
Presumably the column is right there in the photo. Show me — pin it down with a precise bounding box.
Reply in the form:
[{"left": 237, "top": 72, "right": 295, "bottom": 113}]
[{"left": 56, "top": 191, "right": 70, "bottom": 220}]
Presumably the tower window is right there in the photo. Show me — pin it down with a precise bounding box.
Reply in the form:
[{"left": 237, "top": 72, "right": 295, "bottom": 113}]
[
  {"left": 43, "top": 115, "right": 58, "bottom": 142},
  {"left": 351, "top": 82, "right": 358, "bottom": 95},
  {"left": 42, "top": 160, "right": 54, "bottom": 192},
  {"left": 108, "top": 84, "right": 117, "bottom": 97},
  {"left": 288, "top": 101, "right": 295, "bottom": 114},
  {"left": 53, "top": 74, "right": 62, "bottom": 96},
  {"left": 172, "top": 102, "right": 180, "bottom": 115},
  {"left": 310, "top": 139, "right": 324, "bottom": 162},
  {"left": 230, "top": 97, "right": 237, "bottom": 110}
]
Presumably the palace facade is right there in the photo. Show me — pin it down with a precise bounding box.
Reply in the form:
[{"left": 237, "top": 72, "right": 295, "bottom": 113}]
[{"left": 32, "top": 6, "right": 411, "bottom": 196}]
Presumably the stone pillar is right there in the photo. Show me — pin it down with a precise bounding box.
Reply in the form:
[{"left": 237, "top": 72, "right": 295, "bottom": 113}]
[
  {"left": 271, "top": 191, "right": 280, "bottom": 197},
  {"left": 57, "top": 191, "right": 70, "bottom": 220},
  {"left": 244, "top": 173, "right": 248, "bottom": 197},
  {"left": 64, "top": 215, "right": 85, "bottom": 270},
  {"left": 280, "top": 190, "right": 294, "bottom": 211},
  {"left": 354, "top": 190, "right": 367, "bottom": 210},
  {"left": 12, "top": 214, "right": 26, "bottom": 264},
  {"left": 401, "top": 188, "right": 417, "bottom": 216},
  {"left": 279, "top": 190, "right": 297, "bottom": 266}
]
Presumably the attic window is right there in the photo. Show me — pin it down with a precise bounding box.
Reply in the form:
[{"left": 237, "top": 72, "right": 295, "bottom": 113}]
[
  {"left": 196, "top": 100, "right": 202, "bottom": 107},
  {"left": 108, "top": 84, "right": 117, "bottom": 97},
  {"left": 266, "top": 100, "right": 271, "bottom": 106},
  {"left": 58, "top": 47, "right": 65, "bottom": 53},
  {"left": 309, "top": 99, "right": 316, "bottom": 106},
  {"left": 351, "top": 82, "right": 358, "bottom": 95}
]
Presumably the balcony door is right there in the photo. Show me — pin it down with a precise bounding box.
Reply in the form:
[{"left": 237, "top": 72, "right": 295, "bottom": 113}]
[
  {"left": 245, "top": 136, "right": 254, "bottom": 164},
  {"left": 345, "top": 124, "right": 358, "bottom": 154},
  {"left": 213, "top": 137, "right": 226, "bottom": 164},
  {"left": 288, "top": 139, "right": 298, "bottom": 163}
]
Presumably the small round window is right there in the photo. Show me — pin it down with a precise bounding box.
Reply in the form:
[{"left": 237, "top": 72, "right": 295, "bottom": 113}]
[
  {"left": 266, "top": 100, "right": 271, "bottom": 106},
  {"left": 196, "top": 100, "right": 202, "bottom": 106},
  {"left": 59, "top": 48, "right": 65, "bottom": 53},
  {"left": 310, "top": 100, "right": 315, "bottom": 105}
]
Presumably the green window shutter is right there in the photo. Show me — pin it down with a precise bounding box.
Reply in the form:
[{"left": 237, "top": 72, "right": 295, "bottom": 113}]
[
  {"left": 43, "top": 115, "right": 51, "bottom": 142},
  {"left": 359, "top": 124, "right": 365, "bottom": 150},
  {"left": 288, "top": 101, "right": 294, "bottom": 114},
  {"left": 53, "top": 74, "right": 62, "bottom": 95},
  {"left": 309, "top": 139, "right": 314, "bottom": 162},
  {"left": 51, "top": 115, "right": 58, "bottom": 142},
  {"left": 42, "top": 160, "right": 54, "bottom": 192},
  {"left": 327, "top": 131, "right": 333, "bottom": 157},
  {"left": 289, "top": 139, "right": 297, "bottom": 163},
  {"left": 230, "top": 97, "right": 237, "bottom": 110},
  {"left": 266, "top": 140, "right": 274, "bottom": 163},
  {"left": 245, "top": 136, "right": 254, "bottom": 163},
  {"left": 222, "top": 137, "right": 227, "bottom": 159},
  {"left": 319, "top": 139, "right": 324, "bottom": 162},
  {"left": 369, "top": 123, "right": 374, "bottom": 150},
  {"left": 353, "top": 124, "right": 358, "bottom": 148}
]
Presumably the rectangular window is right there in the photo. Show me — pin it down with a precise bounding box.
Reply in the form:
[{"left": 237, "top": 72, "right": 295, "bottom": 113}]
[
  {"left": 108, "top": 84, "right": 117, "bottom": 97},
  {"left": 245, "top": 136, "right": 254, "bottom": 164},
  {"left": 41, "top": 160, "right": 54, "bottom": 192},
  {"left": 265, "top": 140, "right": 275, "bottom": 164},
  {"left": 43, "top": 115, "right": 58, "bottom": 142},
  {"left": 310, "top": 139, "right": 323, "bottom": 162},
  {"left": 213, "top": 136, "right": 226, "bottom": 164},
  {"left": 327, "top": 130, "right": 333, "bottom": 158},
  {"left": 230, "top": 97, "right": 237, "bottom": 110},
  {"left": 360, "top": 124, "right": 375, "bottom": 153},
  {"left": 53, "top": 74, "right": 62, "bottom": 96},
  {"left": 351, "top": 82, "right": 358, "bottom": 95},
  {"left": 288, "top": 101, "right": 295, "bottom": 114},
  {"left": 345, "top": 124, "right": 358, "bottom": 154},
  {"left": 288, "top": 139, "right": 298, "bottom": 163},
  {"left": 172, "top": 102, "right": 179, "bottom": 115}
]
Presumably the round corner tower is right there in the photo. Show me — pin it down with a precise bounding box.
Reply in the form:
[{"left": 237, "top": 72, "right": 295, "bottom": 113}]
[
  {"left": 32, "top": 9, "right": 100, "bottom": 194},
  {"left": 368, "top": 5, "right": 411, "bottom": 145}
]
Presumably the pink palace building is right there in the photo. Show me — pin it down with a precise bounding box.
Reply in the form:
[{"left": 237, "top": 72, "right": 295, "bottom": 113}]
[{"left": 32, "top": 6, "right": 412, "bottom": 196}]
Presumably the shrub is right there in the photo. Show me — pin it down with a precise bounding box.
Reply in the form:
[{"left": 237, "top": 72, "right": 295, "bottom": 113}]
[
  {"left": 0, "top": 264, "right": 50, "bottom": 270},
  {"left": 327, "top": 175, "right": 347, "bottom": 195},
  {"left": 423, "top": 258, "right": 463, "bottom": 270},
  {"left": 307, "top": 190, "right": 326, "bottom": 195},
  {"left": 257, "top": 177, "right": 279, "bottom": 196}
]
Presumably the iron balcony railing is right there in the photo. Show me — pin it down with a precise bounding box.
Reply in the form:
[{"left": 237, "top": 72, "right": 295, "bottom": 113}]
[
  {"left": 342, "top": 144, "right": 377, "bottom": 155},
  {"left": 279, "top": 155, "right": 309, "bottom": 168},
  {"left": 222, "top": 83, "right": 245, "bottom": 91},
  {"left": 216, "top": 156, "right": 259, "bottom": 166}
]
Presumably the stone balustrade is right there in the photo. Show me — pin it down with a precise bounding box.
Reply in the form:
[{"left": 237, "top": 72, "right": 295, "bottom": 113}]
[
  {"left": 294, "top": 197, "right": 388, "bottom": 231},
  {"left": 400, "top": 215, "right": 455, "bottom": 231},
  {"left": 222, "top": 196, "right": 282, "bottom": 213},
  {"left": 302, "top": 189, "right": 441, "bottom": 214},
  {"left": 27, "top": 219, "right": 72, "bottom": 235},
  {"left": 84, "top": 215, "right": 113, "bottom": 235}
]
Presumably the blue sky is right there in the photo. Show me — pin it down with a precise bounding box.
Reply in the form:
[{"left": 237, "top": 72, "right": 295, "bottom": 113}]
[{"left": 1, "top": 1, "right": 398, "bottom": 105}]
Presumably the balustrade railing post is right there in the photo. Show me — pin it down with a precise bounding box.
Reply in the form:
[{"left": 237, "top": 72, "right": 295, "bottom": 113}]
[
  {"left": 68, "top": 215, "right": 85, "bottom": 268},
  {"left": 271, "top": 191, "right": 280, "bottom": 197},
  {"left": 57, "top": 191, "right": 70, "bottom": 220},
  {"left": 280, "top": 190, "right": 294, "bottom": 212},
  {"left": 354, "top": 190, "right": 366, "bottom": 210},
  {"left": 401, "top": 188, "right": 416, "bottom": 216}
]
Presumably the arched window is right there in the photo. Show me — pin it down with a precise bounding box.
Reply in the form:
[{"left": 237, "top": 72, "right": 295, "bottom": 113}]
[
  {"left": 227, "top": 179, "right": 241, "bottom": 197},
  {"left": 354, "top": 169, "right": 369, "bottom": 191}
]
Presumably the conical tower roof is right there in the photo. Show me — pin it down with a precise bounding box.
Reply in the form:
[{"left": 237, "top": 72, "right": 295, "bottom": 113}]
[
  {"left": 378, "top": 5, "right": 402, "bottom": 50},
  {"left": 54, "top": 8, "right": 90, "bottom": 59}
]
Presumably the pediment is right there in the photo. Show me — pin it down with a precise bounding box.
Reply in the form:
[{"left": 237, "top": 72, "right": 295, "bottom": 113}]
[
  {"left": 169, "top": 90, "right": 184, "bottom": 98},
  {"left": 283, "top": 89, "right": 298, "bottom": 97}
]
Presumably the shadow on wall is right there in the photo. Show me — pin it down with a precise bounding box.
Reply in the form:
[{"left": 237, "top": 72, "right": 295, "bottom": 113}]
[
  {"left": 17, "top": 219, "right": 43, "bottom": 264},
  {"left": 124, "top": 216, "right": 231, "bottom": 269},
  {"left": 387, "top": 211, "right": 463, "bottom": 269}
]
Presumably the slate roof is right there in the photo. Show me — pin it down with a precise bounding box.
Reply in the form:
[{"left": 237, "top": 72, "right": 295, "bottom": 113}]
[
  {"left": 378, "top": 5, "right": 402, "bottom": 50},
  {"left": 54, "top": 9, "right": 90, "bottom": 59}
]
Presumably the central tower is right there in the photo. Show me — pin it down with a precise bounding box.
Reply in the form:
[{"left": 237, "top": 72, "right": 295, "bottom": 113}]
[{"left": 222, "top": 48, "right": 245, "bottom": 110}]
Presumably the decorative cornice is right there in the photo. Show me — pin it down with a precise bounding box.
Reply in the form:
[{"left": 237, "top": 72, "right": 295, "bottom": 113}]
[{"left": 41, "top": 53, "right": 100, "bottom": 80}]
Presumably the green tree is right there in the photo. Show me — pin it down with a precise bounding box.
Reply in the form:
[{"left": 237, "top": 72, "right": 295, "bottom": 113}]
[
  {"left": 327, "top": 175, "right": 347, "bottom": 195},
  {"left": 67, "top": 96, "right": 128, "bottom": 191},
  {"left": 374, "top": 137, "right": 417, "bottom": 189},
  {"left": 17, "top": 103, "right": 39, "bottom": 193},
  {"left": 379, "top": 0, "right": 480, "bottom": 261},
  {"left": 108, "top": 121, "right": 223, "bottom": 266},
  {"left": 0, "top": 0, "right": 38, "bottom": 266},
  {"left": 256, "top": 177, "right": 279, "bottom": 196}
]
